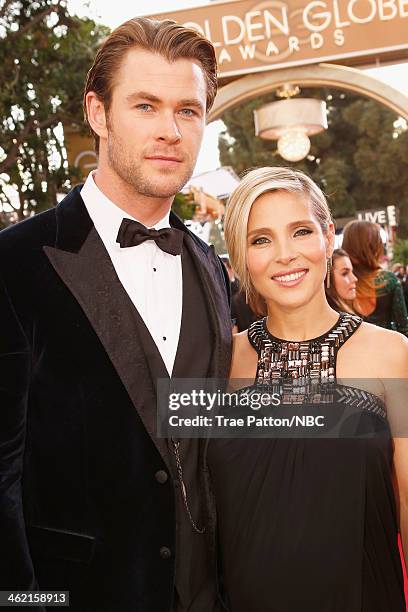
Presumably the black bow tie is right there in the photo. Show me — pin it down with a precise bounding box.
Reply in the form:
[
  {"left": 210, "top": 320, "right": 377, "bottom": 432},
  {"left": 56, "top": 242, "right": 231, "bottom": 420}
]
[{"left": 116, "top": 219, "right": 184, "bottom": 256}]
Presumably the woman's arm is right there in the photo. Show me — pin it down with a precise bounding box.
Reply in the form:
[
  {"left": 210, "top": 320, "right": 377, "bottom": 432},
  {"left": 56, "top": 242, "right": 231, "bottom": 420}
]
[
  {"left": 385, "top": 333, "right": 408, "bottom": 564},
  {"left": 229, "top": 330, "right": 258, "bottom": 382},
  {"left": 393, "top": 439, "right": 408, "bottom": 564}
]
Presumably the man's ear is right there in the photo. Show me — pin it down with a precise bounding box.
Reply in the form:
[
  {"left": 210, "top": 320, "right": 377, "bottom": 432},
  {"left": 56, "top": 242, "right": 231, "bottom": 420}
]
[
  {"left": 86, "top": 92, "right": 108, "bottom": 141},
  {"left": 326, "top": 222, "right": 335, "bottom": 258}
]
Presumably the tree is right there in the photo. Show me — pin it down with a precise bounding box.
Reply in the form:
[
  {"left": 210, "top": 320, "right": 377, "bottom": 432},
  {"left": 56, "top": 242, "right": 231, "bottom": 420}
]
[
  {"left": 219, "top": 89, "right": 408, "bottom": 236},
  {"left": 393, "top": 239, "right": 408, "bottom": 266},
  {"left": 171, "top": 192, "right": 197, "bottom": 221},
  {"left": 0, "top": 0, "right": 109, "bottom": 224}
]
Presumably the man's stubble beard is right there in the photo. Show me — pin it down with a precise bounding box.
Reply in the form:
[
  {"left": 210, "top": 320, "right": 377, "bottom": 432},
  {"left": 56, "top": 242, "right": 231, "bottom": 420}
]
[{"left": 107, "top": 129, "right": 196, "bottom": 199}]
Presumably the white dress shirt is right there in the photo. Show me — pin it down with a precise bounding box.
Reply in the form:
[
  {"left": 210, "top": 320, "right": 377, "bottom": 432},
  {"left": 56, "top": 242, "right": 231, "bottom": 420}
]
[{"left": 80, "top": 171, "right": 182, "bottom": 375}]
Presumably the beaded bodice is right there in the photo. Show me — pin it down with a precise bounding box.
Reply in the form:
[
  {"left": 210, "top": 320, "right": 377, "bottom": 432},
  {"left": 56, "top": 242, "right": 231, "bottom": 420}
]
[{"left": 248, "top": 312, "right": 362, "bottom": 386}]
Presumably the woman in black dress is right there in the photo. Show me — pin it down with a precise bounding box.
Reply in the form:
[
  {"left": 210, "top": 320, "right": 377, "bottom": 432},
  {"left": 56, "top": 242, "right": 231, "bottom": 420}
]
[{"left": 208, "top": 167, "right": 408, "bottom": 612}]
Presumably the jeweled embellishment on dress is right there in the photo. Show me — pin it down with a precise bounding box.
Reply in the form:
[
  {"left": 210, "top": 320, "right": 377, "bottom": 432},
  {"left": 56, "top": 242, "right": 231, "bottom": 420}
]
[{"left": 248, "top": 312, "right": 362, "bottom": 386}]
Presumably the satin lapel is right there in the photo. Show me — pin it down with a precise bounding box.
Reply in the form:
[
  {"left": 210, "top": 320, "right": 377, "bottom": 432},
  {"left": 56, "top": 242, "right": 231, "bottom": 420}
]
[
  {"left": 182, "top": 234, "right": 232, "bottom": 379},
  {"left": 180, "top": 234, "right": 232, "bottom": 531},
  {"left": 44, "top": 196, "right": 171, "bottom": 469}
]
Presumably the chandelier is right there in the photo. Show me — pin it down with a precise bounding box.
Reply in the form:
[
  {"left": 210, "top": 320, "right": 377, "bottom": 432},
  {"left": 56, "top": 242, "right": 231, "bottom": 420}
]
[{"left": 254, "top": 96, "right": 328, "bottom": 162}]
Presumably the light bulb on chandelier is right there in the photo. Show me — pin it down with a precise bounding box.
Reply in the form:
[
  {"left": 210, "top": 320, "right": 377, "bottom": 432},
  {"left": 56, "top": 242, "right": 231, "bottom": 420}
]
[
  {"left": 277, "top": 130, "right": 311, "bottom": 162},
  {"left": 254, "top": 96, "right": 327, "bottom": 163}
]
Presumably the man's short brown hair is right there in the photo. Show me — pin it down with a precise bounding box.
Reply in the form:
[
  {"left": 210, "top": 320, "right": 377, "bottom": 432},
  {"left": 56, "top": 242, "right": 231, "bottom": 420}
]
[{"left": 83, "top": 16, "right": 218, "bottom": 153}]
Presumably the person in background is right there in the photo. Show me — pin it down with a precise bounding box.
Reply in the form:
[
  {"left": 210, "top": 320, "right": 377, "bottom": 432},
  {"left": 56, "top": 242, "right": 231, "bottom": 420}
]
[
  {"left": 392, "top": 263, "right": 408, "bottom": 311},
  {"left": 325, "top": 248, "right": 359, "bottom": 314},
  {"left": 342, "top": 220, "right": 408, "bottom": 336},
  {"left": 392, "top": 263, "right": 406, "bottom": 282},
  {"left": 220, "top": 255, "right": 239, "bottom": 296},
  {"left": 221, "top": 255, "right": 259, "bottom": 333},
  {"left": 403, "top": 266, "right": 408, "bottom": 310}
]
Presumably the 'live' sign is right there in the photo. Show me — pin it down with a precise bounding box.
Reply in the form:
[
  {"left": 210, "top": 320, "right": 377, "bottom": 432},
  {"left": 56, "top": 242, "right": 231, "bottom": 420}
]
[{"left": 356, "top": 205, "right": 397, "bottom": 227}]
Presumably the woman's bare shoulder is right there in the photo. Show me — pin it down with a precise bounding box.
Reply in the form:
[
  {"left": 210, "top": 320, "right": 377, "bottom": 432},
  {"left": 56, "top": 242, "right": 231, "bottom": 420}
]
[
  {"left": 229, "top": 329, "right": 258, "bottom": 381},
  {"left": 356, "top": 321, "right": 408, "bottom": 347},
  {"left": 344, "top": 322, "right": 408, "bottom": 377}
]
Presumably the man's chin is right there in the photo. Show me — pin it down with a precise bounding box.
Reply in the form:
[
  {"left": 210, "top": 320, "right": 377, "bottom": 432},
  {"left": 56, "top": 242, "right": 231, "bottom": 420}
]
[
  {"left": 140, "top": 174, "right": 192, "bottom": 199},
  {"left": 137, "top": 183, "right": 186, "bottom": 199}
]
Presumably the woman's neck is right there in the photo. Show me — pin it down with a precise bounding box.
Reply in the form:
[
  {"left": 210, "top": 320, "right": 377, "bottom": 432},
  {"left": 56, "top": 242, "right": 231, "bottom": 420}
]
[{"left": 265, "top": 294, "right": 339, "bottom": 341}]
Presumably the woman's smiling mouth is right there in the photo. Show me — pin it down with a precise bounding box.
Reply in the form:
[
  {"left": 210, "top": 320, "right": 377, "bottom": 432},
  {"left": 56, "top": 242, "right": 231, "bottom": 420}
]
[{"left": 271, "top": 269, "right": 308, "bottom": 287}]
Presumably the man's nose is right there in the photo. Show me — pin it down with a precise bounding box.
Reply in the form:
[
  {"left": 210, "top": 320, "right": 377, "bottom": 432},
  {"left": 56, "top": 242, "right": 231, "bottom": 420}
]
[{"left": 155, "top": 113, "right": 182, "bottom": 144}]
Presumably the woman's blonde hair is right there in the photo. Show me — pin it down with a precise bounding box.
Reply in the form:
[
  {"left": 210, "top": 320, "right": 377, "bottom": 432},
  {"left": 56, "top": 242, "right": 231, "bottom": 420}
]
[{"left": 224, "top": 167, "right": 333, "bottom": 315}]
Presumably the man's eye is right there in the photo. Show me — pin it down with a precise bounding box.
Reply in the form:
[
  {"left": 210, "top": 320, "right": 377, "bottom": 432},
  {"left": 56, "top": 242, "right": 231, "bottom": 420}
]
[
  {"left": 136, "top": 104, "right": 152, "bottom": 111},
  {"left": 294, "top": 228, "right": 312, "bottom": 237},
  {"left": 179, "top": 108, "right": 196, "bottom": 117}
]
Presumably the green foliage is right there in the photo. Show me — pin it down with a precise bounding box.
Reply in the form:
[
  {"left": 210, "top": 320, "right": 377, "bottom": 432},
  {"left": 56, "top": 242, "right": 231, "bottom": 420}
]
[
  {"left": 171, "top": 192, "right": 197, "bottom": 221},
  {"left": 393, "top": 239, "right": 408, "bottom": 266},
  {"left": 0, "top": 1, "right": 109, "bottom": 223},
  {"left": 219, "top": 89, "right": 408, "bottom": 237}
]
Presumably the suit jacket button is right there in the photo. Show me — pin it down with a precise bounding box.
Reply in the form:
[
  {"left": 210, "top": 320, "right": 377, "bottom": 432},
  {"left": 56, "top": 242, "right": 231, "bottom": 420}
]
[
  {"left": 155, "top": 470, "right": 168, "bottom": 484},
  {"left": 160, "top": 546, "right": 172, "bottom": 559}
]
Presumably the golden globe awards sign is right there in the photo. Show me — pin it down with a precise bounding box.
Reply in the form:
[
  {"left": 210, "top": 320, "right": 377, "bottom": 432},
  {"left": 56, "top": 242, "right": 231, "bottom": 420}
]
[{"left": 149, "top": 0, "right": 408, "bottom": 78}]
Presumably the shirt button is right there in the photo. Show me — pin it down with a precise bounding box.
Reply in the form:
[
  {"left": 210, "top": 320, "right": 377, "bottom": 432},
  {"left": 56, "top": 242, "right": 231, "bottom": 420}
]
[
  {"left": 153, "top": 267, "right": 157, "bottom": 272},
  {"left": 155, "top": 470, "right": 168, "bottom": 484},
  {"left": 163, "top": 336, "right": 166, "bottom": 341},
  {"left": 160, "top": 546, "right": 172, "bottom": 560}
]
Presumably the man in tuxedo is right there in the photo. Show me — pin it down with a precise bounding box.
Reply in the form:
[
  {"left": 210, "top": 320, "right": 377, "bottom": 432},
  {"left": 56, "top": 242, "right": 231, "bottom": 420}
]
[{"left": 0, "top": 17, "right": 232, "bottom": 612}]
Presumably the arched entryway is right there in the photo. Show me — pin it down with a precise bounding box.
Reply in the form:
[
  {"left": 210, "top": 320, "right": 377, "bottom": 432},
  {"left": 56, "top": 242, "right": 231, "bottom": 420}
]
[{"left": 208, "top": 63, "right": 408, "bottom": 121}]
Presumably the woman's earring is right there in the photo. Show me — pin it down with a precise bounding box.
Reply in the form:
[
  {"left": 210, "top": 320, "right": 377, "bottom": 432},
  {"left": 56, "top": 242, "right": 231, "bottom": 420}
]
[{"left": 326, "top": 257, "right": 332, "bottom": 289}]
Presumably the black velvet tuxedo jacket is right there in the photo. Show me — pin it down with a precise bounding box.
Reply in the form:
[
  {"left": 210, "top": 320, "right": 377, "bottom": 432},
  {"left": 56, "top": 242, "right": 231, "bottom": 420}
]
[{"left": 0, "top": 187, "right": 232, "bottom": 611}]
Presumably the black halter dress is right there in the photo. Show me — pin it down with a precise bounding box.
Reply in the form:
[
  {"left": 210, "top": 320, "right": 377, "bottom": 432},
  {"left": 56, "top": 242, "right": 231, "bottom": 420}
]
[{"left": 207, "top": 313, "right": 405, "bottom": 612}]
